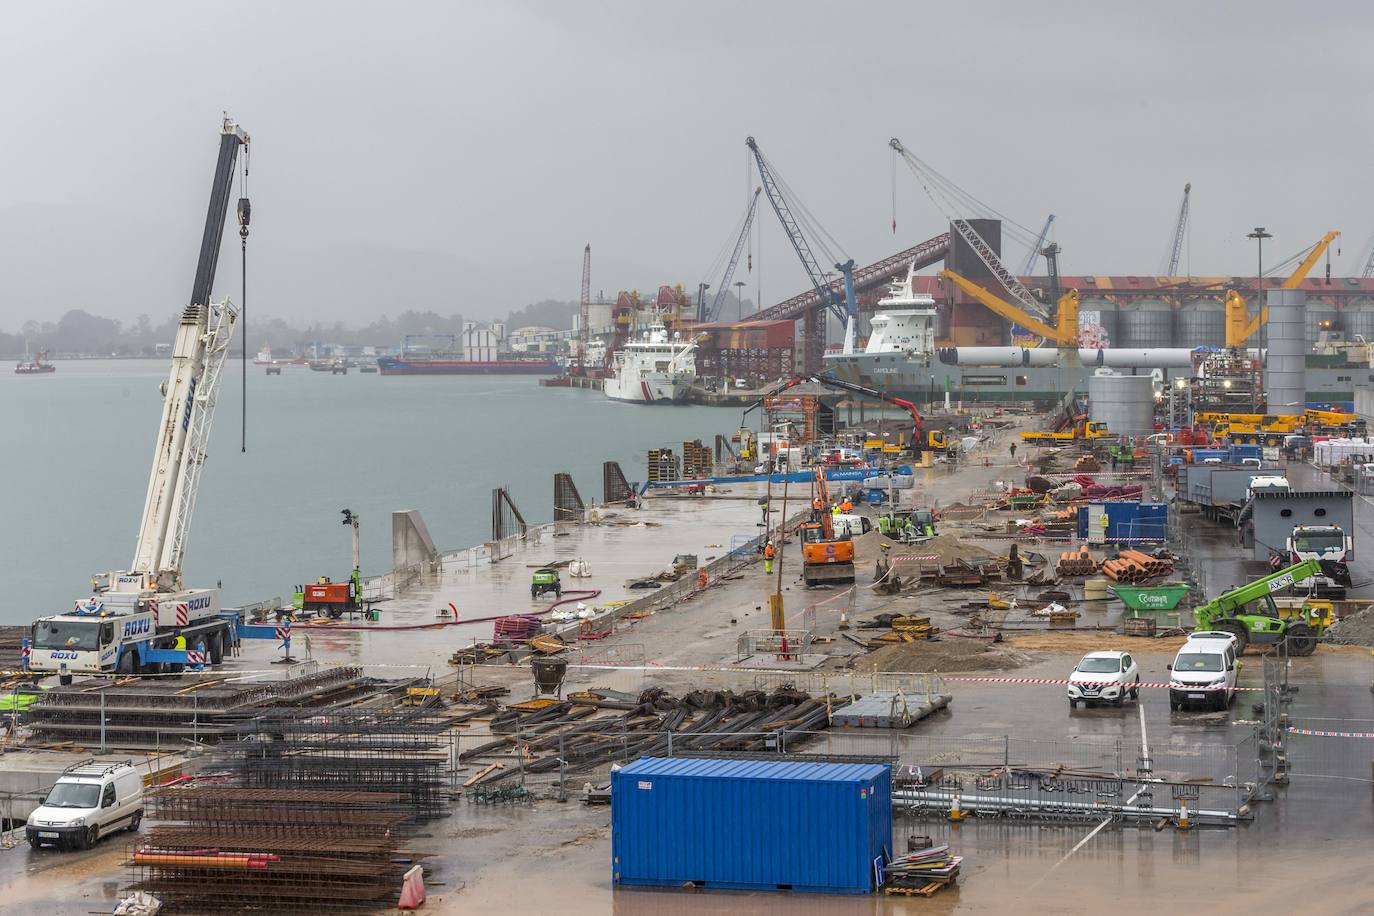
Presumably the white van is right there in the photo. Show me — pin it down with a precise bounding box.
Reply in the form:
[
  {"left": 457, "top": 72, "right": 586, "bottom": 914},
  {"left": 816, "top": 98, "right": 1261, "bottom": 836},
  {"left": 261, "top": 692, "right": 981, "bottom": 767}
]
[
  {"left": 1167, "top": 632, "right": 1239, "bottom": 712},
  {"left": 833, "top": 514, "right": 873, "bottom": 538},
  {"left": 26, "top": 760, "right": 144, "bottom": 850}
]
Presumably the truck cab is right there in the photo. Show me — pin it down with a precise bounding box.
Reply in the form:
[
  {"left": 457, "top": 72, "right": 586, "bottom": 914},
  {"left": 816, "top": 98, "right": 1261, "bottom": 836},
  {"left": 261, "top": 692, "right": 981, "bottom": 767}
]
[
  {"left": 30, "top": 587, "right": 233, "bottom": 679},
  {"left": 1283, "top": 524, "right": 1352, "bottom": 591}
]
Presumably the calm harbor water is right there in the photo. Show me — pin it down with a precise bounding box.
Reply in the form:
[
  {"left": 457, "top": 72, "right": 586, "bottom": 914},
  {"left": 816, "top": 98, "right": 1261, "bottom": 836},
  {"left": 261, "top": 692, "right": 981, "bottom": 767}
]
[{"left": 0, "top": 360, "right": 740, "bottom": 625}]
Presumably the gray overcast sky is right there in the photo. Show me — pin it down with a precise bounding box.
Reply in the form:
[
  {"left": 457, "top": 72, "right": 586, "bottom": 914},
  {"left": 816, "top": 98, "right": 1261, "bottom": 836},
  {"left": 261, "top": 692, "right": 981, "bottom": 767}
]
[{"left": 2, "top": 0, "right": 1372, "bottom": 327}]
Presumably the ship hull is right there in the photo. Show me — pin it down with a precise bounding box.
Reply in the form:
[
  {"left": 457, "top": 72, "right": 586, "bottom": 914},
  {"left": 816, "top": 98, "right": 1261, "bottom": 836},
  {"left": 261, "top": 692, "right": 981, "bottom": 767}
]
[
  {"left": 823, "top": 352, "right": 1359, "bottom": 409},
  {"left": 604, "top": 375, "right": 691, "bottom": 404},
  {"left": 376, "top": 357, "right": 559, "bottom": 376}
]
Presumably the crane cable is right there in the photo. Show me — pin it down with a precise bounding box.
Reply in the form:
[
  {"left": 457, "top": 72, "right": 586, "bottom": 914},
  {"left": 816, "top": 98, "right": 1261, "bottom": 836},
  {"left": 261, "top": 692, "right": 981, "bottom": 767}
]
[{"left": 237, "top": 145, "right": 251, "bottom": 453}]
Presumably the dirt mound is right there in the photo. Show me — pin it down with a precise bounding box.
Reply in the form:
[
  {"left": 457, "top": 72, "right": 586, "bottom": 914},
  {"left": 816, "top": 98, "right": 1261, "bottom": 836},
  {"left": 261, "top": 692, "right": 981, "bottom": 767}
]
[
  {"left": 856, "top": 637, "right": 1028, "bottom": 673},
  {"left": 1327, "top": 606, "right": 1374, "bottom": 646},
  {"left": 887, "top": 534, "right": 998, "bottom": 566}
]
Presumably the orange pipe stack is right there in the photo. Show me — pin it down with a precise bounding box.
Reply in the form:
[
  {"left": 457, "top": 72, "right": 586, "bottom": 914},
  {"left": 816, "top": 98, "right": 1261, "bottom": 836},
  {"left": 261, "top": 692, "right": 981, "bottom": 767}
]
[
  {"left": 1055, "top": 547, "right": 1096, "bottom": 577},
  {"left": 1120, "top": 550, "right": 1172, "bottom": 578},
  {"left": 1100, "top": 558, "right": 1144, "bottom": 582}
]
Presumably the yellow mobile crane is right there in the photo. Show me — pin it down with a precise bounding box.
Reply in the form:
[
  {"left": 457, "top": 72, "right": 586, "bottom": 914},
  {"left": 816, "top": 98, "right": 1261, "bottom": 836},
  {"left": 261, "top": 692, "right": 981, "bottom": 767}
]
[{"left": 1224, "top": 230, "right": 1341, "bottom": 347}]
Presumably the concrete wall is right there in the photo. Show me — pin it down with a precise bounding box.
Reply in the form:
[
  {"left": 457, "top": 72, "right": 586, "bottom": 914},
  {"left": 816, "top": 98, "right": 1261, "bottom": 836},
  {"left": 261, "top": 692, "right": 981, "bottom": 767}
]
[
  {"left": 1355, "top": 385, "right": 1374, "bottom": 426},
  {"left": 392, "top": 510, "right": 439, "bottom": 573},
  {"left": 1249, "top": 490, "right": 1354, "bottom": 561}
]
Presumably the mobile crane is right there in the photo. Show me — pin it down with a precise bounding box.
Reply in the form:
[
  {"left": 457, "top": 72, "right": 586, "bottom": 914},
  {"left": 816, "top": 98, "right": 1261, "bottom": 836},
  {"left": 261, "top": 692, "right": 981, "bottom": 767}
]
[
  {"left": 30, "top": 119, "right": 254, "bottom": 681},
  {"left": 1192, "top": 560, "right": 1326, "bottom": 656},
  {"left": 768, "top": 373, "right": 947, "bottom": 452}
]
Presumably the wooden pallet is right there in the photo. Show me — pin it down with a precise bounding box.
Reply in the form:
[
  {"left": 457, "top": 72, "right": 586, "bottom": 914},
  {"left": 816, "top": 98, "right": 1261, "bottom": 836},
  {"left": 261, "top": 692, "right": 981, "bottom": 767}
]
[{"left": 884, "top": 880, "right": 953, "bottom": 896}]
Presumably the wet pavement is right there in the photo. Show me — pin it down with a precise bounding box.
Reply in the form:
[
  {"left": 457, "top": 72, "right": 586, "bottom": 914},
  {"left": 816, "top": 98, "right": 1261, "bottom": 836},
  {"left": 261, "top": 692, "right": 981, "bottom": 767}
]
[{"left": 10, "top": 427, "right": 1374, "bottom": 914}]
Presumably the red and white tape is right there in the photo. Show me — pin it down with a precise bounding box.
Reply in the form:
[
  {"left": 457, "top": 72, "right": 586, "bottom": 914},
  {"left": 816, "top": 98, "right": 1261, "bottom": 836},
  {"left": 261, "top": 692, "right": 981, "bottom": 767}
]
[
  {"left": 943, "top": 675, "right": 1261, "bottom": 692},
  {"left": 1285, "top": 727, "right": 1374, "bottom": 739}
]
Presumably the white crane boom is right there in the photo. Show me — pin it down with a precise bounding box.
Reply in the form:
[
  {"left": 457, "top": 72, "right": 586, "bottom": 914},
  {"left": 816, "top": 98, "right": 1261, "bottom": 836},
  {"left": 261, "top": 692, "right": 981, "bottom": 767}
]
[
  {"left": 129, "top": 302, "right": 238, "bottom": 590},
  {"left": 125, "top": 119, "right": 249, "bottom": 592}
]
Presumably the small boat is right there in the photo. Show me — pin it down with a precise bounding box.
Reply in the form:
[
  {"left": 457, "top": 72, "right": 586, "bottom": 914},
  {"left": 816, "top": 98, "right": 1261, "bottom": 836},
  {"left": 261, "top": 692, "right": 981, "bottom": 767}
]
[{"left": 15, "top": 350, "right": 56, "bottom": 375}]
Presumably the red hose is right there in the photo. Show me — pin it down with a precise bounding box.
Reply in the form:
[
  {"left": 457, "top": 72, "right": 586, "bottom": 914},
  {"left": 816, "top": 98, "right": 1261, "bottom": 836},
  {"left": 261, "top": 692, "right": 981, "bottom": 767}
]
[{"left": 296, "top": 589, "right": 602, "bottom": 632}]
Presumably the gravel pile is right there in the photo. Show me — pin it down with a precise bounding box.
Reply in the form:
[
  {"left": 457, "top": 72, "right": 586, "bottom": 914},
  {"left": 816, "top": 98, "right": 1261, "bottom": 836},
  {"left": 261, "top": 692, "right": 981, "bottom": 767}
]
[{"left": 1326, "top": 606, "right": 1374, "bottom": 645}]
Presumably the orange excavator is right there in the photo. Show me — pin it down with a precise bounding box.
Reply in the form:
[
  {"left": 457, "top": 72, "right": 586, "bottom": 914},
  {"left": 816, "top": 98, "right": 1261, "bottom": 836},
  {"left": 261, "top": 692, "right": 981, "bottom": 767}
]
[{"left": 801, "top": 466, "right": 856, "bottom": 587}]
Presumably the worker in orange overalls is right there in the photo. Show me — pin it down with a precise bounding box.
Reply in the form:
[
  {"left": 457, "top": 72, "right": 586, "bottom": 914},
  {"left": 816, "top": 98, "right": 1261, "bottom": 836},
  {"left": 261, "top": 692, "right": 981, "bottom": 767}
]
[
  {"left": 763, "top": 540, "right": 776, "bottom": 574},
  {"left": 811, "top": 496, "right": 823, "bottom": 523},
  {"left": 840, "top": 497, "right": 853, "bottom": 513}
]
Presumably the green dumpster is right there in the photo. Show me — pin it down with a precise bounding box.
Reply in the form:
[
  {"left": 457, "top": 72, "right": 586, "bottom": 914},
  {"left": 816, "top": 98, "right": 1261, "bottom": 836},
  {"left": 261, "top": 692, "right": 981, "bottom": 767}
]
[{"left": 1109, "top": 583, "right": 1191, "bottom": 611}]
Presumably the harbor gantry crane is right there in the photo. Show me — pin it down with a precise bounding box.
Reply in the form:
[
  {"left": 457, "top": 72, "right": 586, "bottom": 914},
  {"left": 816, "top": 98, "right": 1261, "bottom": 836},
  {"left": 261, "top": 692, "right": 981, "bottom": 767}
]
[
  {"left": 1019, "top": 214, "right": 1056, "bottom": 275},
  {"left": 888, "top": 137, "right": 1077, "bottom": 354},
  {"left": 1163, "top": 182, "right": 1191, "bottom": 276},
  {"left": 746, "top": 137, "right": 859, "bottom": 372},
  {"left": 702, "top": 187, "right": 762, "bottom": 323},
  {"left": 1224, "top": 230, "right": 1341, "bottom": 347}
]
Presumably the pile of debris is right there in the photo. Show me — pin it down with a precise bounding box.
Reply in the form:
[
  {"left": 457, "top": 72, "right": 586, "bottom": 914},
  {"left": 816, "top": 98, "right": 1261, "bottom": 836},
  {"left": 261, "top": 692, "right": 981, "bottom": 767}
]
[
  {"left": 458, "top": 685, "right": 847, "bottom": 785},
  {"left": 858, "top": 613, "right": 937, "bottom": 645},
  {"left": 884, "top": 842, "right": 963, "bottom": 896}
]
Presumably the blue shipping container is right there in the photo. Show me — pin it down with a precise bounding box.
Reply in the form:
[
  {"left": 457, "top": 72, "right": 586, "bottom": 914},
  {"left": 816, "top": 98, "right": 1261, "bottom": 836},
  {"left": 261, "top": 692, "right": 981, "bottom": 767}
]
[
  {"left": 1076, "top": 501, "right": 1168, "bottom": 544},
  {"left": 612, "top": 757, "right": 892, "bottom": 895}
]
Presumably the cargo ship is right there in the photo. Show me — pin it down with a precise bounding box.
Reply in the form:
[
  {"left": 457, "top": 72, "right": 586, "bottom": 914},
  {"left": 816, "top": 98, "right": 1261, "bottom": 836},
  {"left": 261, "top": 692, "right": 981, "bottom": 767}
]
[
  {"left": 377, "top": 354, "right": 559, "bottom": 376},
  {"left": 822, "top": 266, "right": 1369, "bottom": 408}
]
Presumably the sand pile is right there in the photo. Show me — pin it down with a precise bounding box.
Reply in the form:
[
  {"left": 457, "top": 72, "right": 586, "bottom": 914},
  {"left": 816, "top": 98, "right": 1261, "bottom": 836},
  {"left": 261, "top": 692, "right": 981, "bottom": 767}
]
[{"left": 857, "top": 637, "right": 1029, "bottom": 673}]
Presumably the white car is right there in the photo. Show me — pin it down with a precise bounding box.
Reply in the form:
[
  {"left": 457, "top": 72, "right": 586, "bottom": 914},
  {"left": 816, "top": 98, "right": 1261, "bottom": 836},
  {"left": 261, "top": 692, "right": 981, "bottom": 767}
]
[
  {"left": 1067, "top": 650, "right": 1140, "bottom": 708},
  {"left": 1168, "top": 631, "right": 1239, "bottom": 712}
]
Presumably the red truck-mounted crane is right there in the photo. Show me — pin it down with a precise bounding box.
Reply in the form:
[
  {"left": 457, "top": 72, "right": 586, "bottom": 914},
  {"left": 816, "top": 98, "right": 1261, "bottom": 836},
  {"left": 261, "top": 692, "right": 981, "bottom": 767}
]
[{"left": 768, "top": 374, "right": 945, "bottom": 452}]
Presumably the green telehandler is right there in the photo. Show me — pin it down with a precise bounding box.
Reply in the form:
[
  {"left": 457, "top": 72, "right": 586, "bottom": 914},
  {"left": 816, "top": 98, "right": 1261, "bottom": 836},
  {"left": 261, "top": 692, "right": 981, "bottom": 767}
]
[{"left": 1192, "top": 559, "right": 1326, "bottom": 656}]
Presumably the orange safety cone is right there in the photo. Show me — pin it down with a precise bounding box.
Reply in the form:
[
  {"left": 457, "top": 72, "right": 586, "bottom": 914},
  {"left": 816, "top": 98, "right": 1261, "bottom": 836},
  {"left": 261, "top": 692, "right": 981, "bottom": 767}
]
[{"left": 398, "top": 864, "right": 426, "bottom": 909}]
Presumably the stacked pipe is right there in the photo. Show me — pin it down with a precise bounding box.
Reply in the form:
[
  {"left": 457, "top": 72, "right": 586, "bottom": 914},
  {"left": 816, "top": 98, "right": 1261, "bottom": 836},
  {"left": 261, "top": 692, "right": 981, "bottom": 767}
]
[
  {"left": 1122, "top": 550, "right": 1172, "bottom": 577},
  {"left": 1100, "top": 551, "right": 1172, "bottom": 583},
  {"left": 1055, "top": 547, "right": 1096, "bottom": 577}
]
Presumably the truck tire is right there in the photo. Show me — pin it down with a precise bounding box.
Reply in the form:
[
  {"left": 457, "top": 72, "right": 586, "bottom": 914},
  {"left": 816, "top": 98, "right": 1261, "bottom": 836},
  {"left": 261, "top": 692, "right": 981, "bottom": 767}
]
[
  {"left": 1214, "top": 620, "right": 1249, "bottom": 655},
  {"left": 209, "top": 632, "right": 225, "bottom": 665},
  {"left": 1281, "top": 623, "right": 1317, "bottom": 657},
  {"left": 117, "top": 650, "right": 138, "bottom": 676}
]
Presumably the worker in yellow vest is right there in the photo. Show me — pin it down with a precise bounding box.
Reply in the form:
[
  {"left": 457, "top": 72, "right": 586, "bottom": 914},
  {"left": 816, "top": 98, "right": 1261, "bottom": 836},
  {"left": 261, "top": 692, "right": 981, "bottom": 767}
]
[{"left": 763, "top": 540, "right": 776, "bottom": 574}]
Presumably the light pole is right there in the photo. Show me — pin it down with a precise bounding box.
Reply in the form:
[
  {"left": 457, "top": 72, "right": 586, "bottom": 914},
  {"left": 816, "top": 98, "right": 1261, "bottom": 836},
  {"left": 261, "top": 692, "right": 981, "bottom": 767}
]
[
  {"left": 1247, "top": 227, "right": 1272, "bottom": 413},
  {"left": 734, "top": 280, "right": 747, "bottom": 321}
]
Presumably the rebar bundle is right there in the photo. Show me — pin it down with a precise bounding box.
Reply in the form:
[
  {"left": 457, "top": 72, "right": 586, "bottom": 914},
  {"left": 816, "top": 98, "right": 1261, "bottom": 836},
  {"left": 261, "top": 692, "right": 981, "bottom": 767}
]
[
  {"left": 131, "top": 787, "right": 418, "bottom": 914},
  {"left": 28, "top": 667, "right": 424, "bottom": 748}
]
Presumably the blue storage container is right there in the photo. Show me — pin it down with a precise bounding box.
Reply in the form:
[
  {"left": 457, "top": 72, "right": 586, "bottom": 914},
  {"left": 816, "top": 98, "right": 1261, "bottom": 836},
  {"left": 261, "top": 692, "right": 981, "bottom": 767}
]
[
  {"left": 612, "top": 757, "right": 892, "bottom": 895},
  {"left": 1076, "top": 501, "right": 1168, "bottom": 544}
]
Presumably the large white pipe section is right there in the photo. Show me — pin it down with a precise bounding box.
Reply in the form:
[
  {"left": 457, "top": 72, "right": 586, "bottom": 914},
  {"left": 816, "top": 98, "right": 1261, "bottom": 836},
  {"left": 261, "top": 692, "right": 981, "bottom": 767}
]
[{"left": 936, "top": 347, "right": 1239, "bottom": 369}]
